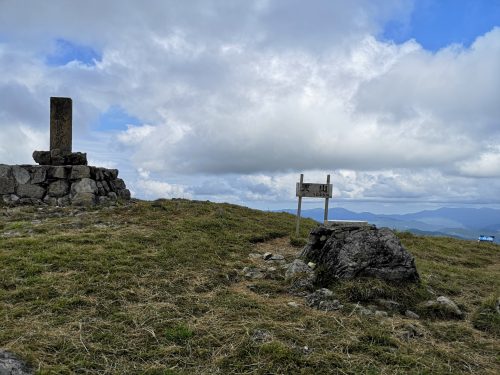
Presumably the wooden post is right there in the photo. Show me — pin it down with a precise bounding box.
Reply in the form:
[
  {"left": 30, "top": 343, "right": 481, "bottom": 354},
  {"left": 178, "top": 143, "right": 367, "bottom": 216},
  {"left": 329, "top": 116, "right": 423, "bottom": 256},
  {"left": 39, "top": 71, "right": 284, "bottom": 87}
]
[
  {"left": 324, "top": 174, "right": 330, "bottom": 224},
  {"left": 295, "top": 173, "right": 303, "bottom": 236}
]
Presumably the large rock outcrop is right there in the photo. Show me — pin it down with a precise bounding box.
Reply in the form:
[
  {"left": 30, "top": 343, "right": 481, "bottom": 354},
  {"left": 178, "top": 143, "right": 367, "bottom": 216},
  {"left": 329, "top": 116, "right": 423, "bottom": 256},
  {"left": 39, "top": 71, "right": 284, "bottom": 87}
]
[
  {"left": 300, "top": 223, "right": 419, "bottom": 285},
  {"left": 0, "top": 164, "right": 130, "bottom": 206}
]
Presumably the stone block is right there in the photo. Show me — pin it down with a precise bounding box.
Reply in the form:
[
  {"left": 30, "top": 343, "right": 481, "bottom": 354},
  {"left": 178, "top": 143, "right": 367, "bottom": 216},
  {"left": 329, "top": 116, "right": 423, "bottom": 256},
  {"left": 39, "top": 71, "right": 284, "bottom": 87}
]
[
  {"left": 17, "top": 184, "right": 46, "bottom": 199},
  {"left": 49, "top": 166, "right": 67, "bottom": 179},
  {"left": 33, "top": 151, "right": 51, "bottom": 165},
  {"left": 50, "top": 97, "right": 72, "bottom": 154},
  {"left": 70, "top": 166, "right": 91, "bottom": 179},
  {"left": 0, "top": 177, "right": 15, "bottom": 194},
  {"left": 65, "top": 152, "right": 87, "bottom": 165},
  {"left": 30, "top": 166, "right": 47, "bottom": 184},
  {"left": 101, "top": 180, "right": 110, "bottom": 193},
  {"left": 57, "top": 196, "right": 71, "bottom": 206},
  {"left": 72, "top": 192, "right": 96, "bottom": 206},
  {"left": 43, "top": 196, "right": 58, "bottom": 206},
  {"left": 96, "top": 181, "right": 106, "bottom": 196},
  {"left": 12, "top": 166, "right": 30, "bottom": 184},
  {"left": 0, "top": 165, "right": 11, "bottom": 178},
  {"left": 118, "top": 189, "right": 131, "bottom": 200},
  {"left": 107, "top": 192, "right": 118, "bottom": 200},
  {"left": 19, "top": 197, "right": 43, "bottom": 205},
  {"left": 113, "top": 178, "right": 126, "bottom": 190},
  {"left": 2, "top": 194, "right": 19, "bottom": 205},
  {"left": 71, "top": 178, "right": 97, "bottom": 195},
  {"left": 48, "top": 180, "right": 69, "bottom": 197}
]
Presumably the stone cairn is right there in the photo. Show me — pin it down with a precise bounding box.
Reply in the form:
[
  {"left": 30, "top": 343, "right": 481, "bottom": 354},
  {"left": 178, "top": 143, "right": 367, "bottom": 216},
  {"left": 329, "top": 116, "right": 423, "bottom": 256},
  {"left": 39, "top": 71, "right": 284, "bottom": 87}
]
[{"left": 0, "top": 97, "right": 131, "bottom": 206}]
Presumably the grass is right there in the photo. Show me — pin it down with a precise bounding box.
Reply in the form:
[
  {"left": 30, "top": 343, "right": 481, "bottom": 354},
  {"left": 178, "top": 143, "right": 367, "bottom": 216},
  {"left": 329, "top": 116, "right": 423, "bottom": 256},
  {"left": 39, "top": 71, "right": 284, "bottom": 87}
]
[{"left": 0, "top": 200, "right": 499, "bottom": 374}]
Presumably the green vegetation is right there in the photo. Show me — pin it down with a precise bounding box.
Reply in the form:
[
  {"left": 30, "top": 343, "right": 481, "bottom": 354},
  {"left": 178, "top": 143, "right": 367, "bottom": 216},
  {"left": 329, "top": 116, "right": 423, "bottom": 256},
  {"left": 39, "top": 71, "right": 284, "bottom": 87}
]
[{"left": 0, "top": 200, "right": 499, "bottom": 374}]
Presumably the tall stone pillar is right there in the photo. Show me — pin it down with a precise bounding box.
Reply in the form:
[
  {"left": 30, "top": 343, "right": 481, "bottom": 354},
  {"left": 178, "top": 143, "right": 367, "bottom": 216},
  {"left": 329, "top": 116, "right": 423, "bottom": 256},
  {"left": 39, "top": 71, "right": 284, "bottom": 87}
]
[{"left": 50, "top": 97, "right": 72, "bottom": 154}]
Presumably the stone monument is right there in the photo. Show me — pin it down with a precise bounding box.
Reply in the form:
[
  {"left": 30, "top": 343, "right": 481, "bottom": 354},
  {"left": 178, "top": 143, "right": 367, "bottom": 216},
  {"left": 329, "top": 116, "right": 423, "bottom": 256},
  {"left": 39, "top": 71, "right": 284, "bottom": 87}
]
[{"left": 0, "top": 97, "right": 131, "bottom": 206}]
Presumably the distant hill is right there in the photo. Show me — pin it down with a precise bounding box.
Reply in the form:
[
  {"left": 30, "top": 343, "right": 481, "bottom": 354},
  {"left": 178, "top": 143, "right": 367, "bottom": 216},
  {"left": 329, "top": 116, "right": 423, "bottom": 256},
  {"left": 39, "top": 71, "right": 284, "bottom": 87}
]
[{"left": 278, "top": 207, "right": 500, "bottom": 242}]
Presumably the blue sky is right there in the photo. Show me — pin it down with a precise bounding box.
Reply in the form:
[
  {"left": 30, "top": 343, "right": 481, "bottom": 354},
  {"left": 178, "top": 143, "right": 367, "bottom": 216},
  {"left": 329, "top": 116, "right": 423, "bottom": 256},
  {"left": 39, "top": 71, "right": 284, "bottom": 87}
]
[
  {"left": 384, "top": 0, "right": 500, "bottom": 50},
  {"left": 1, "top": 0, "right": 500, "bottom": 214}
]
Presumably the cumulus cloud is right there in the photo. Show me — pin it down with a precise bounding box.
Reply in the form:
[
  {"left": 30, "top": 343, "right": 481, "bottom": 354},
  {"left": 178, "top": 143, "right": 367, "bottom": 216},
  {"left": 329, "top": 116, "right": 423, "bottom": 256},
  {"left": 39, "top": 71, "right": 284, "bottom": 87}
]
[{"left": 0, "top": 1, "right": 499, "bottom": 209}]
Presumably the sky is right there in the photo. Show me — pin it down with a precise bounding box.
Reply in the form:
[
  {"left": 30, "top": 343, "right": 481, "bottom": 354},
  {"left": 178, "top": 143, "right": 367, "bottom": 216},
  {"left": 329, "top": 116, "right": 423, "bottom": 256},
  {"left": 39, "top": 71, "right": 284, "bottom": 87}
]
[{"left": 0, "top": 0, "right": 500, "bottom": 214}]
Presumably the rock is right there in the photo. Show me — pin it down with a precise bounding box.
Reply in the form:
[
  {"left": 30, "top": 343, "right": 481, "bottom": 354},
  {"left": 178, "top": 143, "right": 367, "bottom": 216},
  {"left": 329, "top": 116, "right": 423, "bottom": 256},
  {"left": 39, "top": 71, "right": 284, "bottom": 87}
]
[
  {"left": 300, "top": 224, "right": 419, "bottom": 285},
  {"left": 288, "top": 276, "right": 315, "bottom": 296},
  {"left": 113, "top": 178, "right": 126, "bottom": 190},
  {"left": 405, "top": 310, "right": 420, "bottom": 319},
  {"left": 243, "top": 267, "right": 265, "bottom": 280},
  {"left": 48, "top": 166, "right": 66, "bottom": 179},
  {"left": 43, "top": 196, "right": 58, "bottom": 206},
  {"left": 375, "top": 310, "right": 388, "bottom": 318},
  {"left": 0, "top": 165, "right": 11, "bottom": 178},
  {"left": 248, "top": 253, "right": 262, "bottom": 259},
  {"left": 307, "top": 262, "right": 316, "bottom": 269},
  {"left": 306, "top": 288, "right": 343, "bottom": 311},
  {"left": 263, "top": 252, "right": 273, "bottom": 260},
  {"left": 12, "top": 166, "right": 30, "bottom": 184},
  {"left": 19, "top": 198, "right": 43, "bottom": 205},
  {"left": 269, "top": 254, "right": 285, "bottom": 261},
  {"left": 287, "top": 301, "right": 300, "bottom": 308},
  {"left": 251, "top": 329, "right": 273, "bottom": 343},
  {"left": 285, "top": 259, "right": 313, "bottom": 281},
  {"left": 107, "top": 192, "right": 118, "bottom": 200},
  {"left": 72, "top": 192, "right": 96, "bottom": 206},
  {"left": 0, "top": 177, "right": 15, "bottom": 194},
  {"left": 2, "top": 194, "right": 19, "bottom": 205},
  {"left": 377, "top": 299, "right": 400, "bottom": 312},
  {"left": 65, "top": 152, "right": 87, "bottom": 165},
  {"left": 398, "top": 323, "right": 424, "bottom": 340},
  {"left": 420, "top": 296, "right": 463, "bottom": 319},
  {"left": 48, "top": 180, "right": 69, "bottom": 197},
  {"left": 0, "top": 350, "right": 32, "bottom": 375},
  {"left": 16, "top": 184, "right": 45, "bottom": 199},
  {"left": 57, "top": 196, "right": 71, "bottom": 206},
  {"left": 30, "top": 166, "right": 47, "bottom": 184},
  {"left": 71, "top": 178, "right": 97, "bottom": 195},
  {"left": 70, "top": 166, "right": 91, "bottom": 180},
  {"left": 32, "top": 150, "right": 51, "bottom": 165},
  {"left": 118, "top": 189, "right": 131, "bottom": 200}
]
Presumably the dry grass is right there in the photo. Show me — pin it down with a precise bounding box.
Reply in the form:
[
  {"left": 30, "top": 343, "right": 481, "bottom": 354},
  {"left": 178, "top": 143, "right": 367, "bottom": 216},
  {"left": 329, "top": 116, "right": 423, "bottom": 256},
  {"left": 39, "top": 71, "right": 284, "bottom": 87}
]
[{"left": 0, "top": 200, "right": 499, "bottom": 374}]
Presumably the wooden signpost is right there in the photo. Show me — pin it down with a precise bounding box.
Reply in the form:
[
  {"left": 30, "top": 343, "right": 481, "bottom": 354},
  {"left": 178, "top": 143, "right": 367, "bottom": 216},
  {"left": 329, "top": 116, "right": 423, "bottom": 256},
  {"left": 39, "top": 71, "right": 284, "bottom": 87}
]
[{"left": 295, "top": 174, "right": 332, "bottom": 235}]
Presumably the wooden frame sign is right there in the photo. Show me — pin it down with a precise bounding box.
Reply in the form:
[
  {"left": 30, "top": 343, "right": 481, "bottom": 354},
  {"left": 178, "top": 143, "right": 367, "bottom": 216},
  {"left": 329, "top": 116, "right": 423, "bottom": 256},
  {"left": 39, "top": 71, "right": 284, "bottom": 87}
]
[{"left": 295, "top": 174, "right": 332, "bottom": 235}]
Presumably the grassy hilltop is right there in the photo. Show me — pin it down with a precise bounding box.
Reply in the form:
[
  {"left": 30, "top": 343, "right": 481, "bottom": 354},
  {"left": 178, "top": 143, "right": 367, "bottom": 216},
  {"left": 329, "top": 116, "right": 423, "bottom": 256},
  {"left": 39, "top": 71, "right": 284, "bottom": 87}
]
[{"left": 0, "top": 200, "right": 499, "bottom": 374}]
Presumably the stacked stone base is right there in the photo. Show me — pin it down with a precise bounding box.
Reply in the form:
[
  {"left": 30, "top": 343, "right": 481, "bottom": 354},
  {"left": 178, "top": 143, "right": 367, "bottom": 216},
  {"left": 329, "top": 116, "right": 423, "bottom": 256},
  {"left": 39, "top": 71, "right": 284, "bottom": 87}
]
[{"left": 0, "top": 164, "right": 131, "bottom": 206}]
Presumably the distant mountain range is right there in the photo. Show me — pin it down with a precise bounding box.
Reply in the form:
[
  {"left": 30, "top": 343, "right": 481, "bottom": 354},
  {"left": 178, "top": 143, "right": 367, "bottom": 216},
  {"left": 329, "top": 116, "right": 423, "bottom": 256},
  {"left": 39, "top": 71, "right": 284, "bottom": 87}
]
[{"left": 278, "top": 207, "right": 500, "bottom": 242}]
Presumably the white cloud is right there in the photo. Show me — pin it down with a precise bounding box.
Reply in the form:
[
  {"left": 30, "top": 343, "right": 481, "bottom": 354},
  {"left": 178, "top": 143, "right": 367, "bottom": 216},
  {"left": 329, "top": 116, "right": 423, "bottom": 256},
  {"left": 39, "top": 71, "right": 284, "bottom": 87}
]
[{"left": 1, "top": 1, "right": 500, "bottom": 210}]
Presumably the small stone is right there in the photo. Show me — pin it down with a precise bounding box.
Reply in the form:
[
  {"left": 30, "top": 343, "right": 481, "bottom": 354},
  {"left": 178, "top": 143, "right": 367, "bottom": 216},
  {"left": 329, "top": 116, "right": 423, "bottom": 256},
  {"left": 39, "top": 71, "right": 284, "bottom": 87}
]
[
  {"left": 43, "top": 196, "right": 58, "bottom": 206},
  {"left": 251, "top": 329, "right": 273, "bottom": 343},
  {"left": 405, "top": 310, "right": 420, "bottom": 319},
  {"left": 285, "top": 259, "right": 313, "bottom": 280},
  {"left": 420, "top": 296, "right": 463, "bottom": 319},
  {"left": 243, "top": 267, "right": 265, "bottom": 280},
  {"left": 263, "top": 252, "right": 273, "bottom": 260},
  {"left": 269, "top": 254, "right": 285, "bottom": 261},
  {"left": 306, "top": 288, "right": 336, "bottom": 309},
  {"left": 287, "top": 301, "right": 300, "bottom": 308},
  {"left": 0, "top": 350, "right": 32, "bottom": 375},
  {"left": 318, "top": 300, "right": 343, "bottom": 311},
  {"left": 375, "top": 310, "right": 388, "bottom": 318},
  {"left": 307, "top": 262, "right": 316, "bottom": 269},
  {"left": 2, "top": 194, "right": 19, "bottom": 205},
  {"left": 248, "top": 253, "right": 262, "bottom": 259},
  {"left": 377, "top": 299, "right": 400, "bottom": 311}
]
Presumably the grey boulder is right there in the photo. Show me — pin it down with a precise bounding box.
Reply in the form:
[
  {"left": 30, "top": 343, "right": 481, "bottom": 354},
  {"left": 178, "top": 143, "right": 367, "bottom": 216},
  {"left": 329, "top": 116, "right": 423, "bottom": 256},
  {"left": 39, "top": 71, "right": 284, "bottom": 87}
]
[{"left": 300, "top": 224, "right": 419, "bottom": 285}]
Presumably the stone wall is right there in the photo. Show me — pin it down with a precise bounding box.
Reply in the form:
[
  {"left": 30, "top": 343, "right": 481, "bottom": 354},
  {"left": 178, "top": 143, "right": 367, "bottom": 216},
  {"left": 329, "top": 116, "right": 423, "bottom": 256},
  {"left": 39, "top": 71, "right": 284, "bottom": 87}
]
[{"left": 0, "top": 164, "right": 130, "bottom": 206}]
